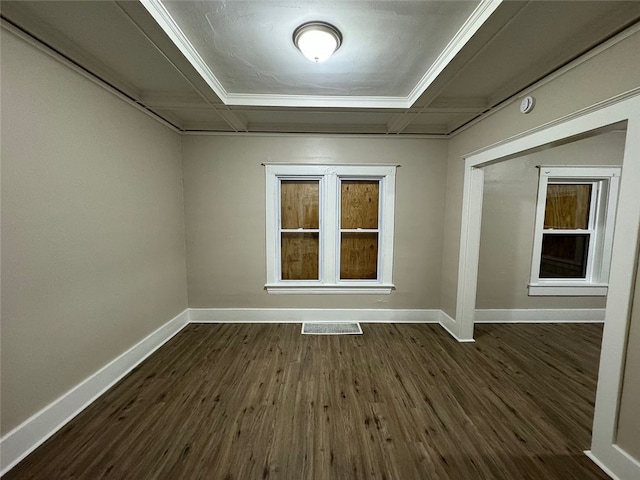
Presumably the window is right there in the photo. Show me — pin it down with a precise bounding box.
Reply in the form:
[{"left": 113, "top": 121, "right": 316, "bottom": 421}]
[
  {"left": 265, "top": 164, "right": 397, "bottom": 293},
  {"left": 529, "top": 166, "right": 621, "bottom": 296}
]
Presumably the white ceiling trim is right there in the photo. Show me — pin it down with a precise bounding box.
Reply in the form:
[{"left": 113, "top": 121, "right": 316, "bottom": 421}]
[
  {"left": 405, "top": 0, "right": 502, "bottom": 106},
  {"left": 181, "top": 131, "right": 449, "bottom": 139},
  {"left": 140, "top": 0, "right": 228, "bottom": 101},
  {"left": 141, "top": 0, "right": 501, "bottom": 109},
  {"left": 223, "top": 93, "right": 409, "bottom": 109}
]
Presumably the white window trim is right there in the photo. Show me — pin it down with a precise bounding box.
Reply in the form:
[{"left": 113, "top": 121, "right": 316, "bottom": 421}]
[
  {"left": 264, "top": 163, "right": 397, "bottom": 294},
  {"left": 528, "top": 166, "right": 621, "bottom": 296}
]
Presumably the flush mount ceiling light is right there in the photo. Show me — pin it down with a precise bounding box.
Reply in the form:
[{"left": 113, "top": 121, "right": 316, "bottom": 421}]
[{"left": 293, "top": 22, "right": 342, "bottom": 63}]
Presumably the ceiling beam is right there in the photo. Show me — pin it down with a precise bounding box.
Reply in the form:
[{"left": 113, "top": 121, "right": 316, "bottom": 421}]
[
  {"left": 399, "top": 124, "right": 450, "bottom": 135},
  {"left": 147, "top": 108, "right": 185, "bottom": 130},
  {"left": 388, "top": 1, "right": 530, "bottom": 134},
  {"left": 0, "top": 2, "right": 141, "bottom": 100},
  {"left": 182, "top": 121, "right": 238, "bottom": 132},
  {"left": 386, "top": 113, "right": 420, "bottom": 134},
  {"left": 404, "top": 0, "right": 503, "bottom": 107},
  {"left": 216, "top": 110, "right": 249, "bottom": 132},
  {"left": 139, "top": 92, "right": 211, "bottom": 109},
  {"left": 114, "top": 1, "right": 248, "bottom": 132},
  {"left": 486, "top": 3, "right": 640, "bottom": 109},
  {"left": 385, "top": 99, "right": 486, "bottom": 134},
  {"left": 245, "top": 123, "right": 390, "bottom": 135},
  {"left": 427, "top": 96, "right": 488, "bottom": 111}
]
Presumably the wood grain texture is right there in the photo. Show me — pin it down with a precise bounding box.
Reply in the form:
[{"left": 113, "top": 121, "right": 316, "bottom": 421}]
[
  {"left": 341, "top": 180, "right": 379, "bottom": 229},
  {"left": 544, "top": 184, "right": 591, "bottom": 229},
  {"left": 5, "top": 323, "right": 607, "bottom": 480},
  {"left": 340, "top": 233, "right": 378, "bottom": 279},
  {"left": 281, "top": 233, "right": 319, "bottom": 280},
  {"left": 281, "top": 180, "right": 319, "bottom": 229}
]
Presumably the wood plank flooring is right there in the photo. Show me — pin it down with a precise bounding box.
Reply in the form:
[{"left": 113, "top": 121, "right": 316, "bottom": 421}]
[{"left": 5, "top": 323, "right": 607, "bottom": 479}]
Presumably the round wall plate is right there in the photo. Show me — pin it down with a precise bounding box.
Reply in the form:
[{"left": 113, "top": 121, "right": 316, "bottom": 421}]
[{"left": 520, "top": 96, "right": 535, "bottom": 114}]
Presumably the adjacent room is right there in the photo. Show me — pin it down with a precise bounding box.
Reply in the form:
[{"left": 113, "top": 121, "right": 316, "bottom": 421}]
[{"left": 2, "top": 1, "right": 640, "bottom": 479}]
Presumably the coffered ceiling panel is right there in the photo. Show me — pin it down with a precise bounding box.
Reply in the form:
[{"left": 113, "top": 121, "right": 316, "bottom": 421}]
[
  {"left": 0, "top": 1, "right": 193, "bottom": 97},
  {"left": 155, "top": 0, "right": 481, "bottom": 100},
  {"left": 440, "top": 0, "right": 640, "bottom": 102}
]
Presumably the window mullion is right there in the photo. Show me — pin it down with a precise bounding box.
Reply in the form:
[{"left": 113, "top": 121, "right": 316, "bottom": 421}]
[{"left": 323, "top": 173, "right": 338, "bottom": 284}]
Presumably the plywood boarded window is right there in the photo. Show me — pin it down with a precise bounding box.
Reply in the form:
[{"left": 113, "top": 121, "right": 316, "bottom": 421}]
[
  {"left": 281, "top": 180, "right": 319, "bottom": 229},
  {"left": 264, "top": 164, "right": 397, "bottom": 294},
  {"left": 281, "top": 233, "right": 319, "bottom": 280},
  {"left": 280, "top": 180, "right": 319, "bottom": 280},
  {"left": 340, "top": 180, "right": 379, "bottom": 279}
]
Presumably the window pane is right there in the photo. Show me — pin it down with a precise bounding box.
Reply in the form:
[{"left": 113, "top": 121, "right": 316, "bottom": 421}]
[
  {"left": 341, "top": 180, "right": 379, "bottom": 229},
  {"left": 340, "top": 233, "right": 378, "bottom": 279},
  {"left": 544, "top": 184, "right": 592, "bottom": 229},
  {"left": 281, "top": 233, "right": 319, "bottom": 280},
  {"left": 281, "top": 180, "right": 319, "bottom": 229},
  {"left": 539, "top": 234, "right": 589, "bottom": 278}
]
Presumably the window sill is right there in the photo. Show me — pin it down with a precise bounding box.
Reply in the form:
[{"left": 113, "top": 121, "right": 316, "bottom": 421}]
[
  {"left": 265, "top": 284, "right": 395, "bottom": 295},
  {"left": 528, "top": 283, "right": 608, "bottom": 296}
]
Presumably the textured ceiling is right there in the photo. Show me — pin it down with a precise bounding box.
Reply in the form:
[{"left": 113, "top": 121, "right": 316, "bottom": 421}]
[
  {"left": 156, "top": 0, "right": 481, "bottom": 98},
  {"left": 1, "top": 1, "right": 639, "bottom": 134}
]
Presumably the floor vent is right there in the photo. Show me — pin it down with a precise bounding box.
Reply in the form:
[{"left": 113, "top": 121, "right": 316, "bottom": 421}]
[{"left": 301, "top": 322, "right": 363, "bottom": 335}]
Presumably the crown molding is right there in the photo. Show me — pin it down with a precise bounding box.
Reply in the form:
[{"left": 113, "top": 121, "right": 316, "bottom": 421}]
[
  {"left": 181, "top": 130, "right": 449, "bottom": 139},
  {"left": 139, "top": 0, "right": 229, "bottom": 100},
  {"left": 405, "top": 0, "right": 503, "bottom": 106},
  {"left": 223, "top": 93, "right": 410, "bottom": 109}
]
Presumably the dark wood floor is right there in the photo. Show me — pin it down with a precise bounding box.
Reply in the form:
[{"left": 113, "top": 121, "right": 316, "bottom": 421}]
[{"left": 5, "top": 323, "right": 607, "bottom": 480}]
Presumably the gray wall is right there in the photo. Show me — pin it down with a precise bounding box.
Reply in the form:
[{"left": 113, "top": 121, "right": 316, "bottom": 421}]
[
  {"left": 441, "top": 29, "right": 640, "bottom": 318},
  {"left": 181, "top": 135, "right": 447, "bottom": 309},
  {"left": 476, "top": 131, "right": 625, "bottom": 309},
  {"left": 0, "top": 30, "right": 188, "bottom": 434},
  {"left": 616, "top": 245, "right": 640, "bottom": 459}
]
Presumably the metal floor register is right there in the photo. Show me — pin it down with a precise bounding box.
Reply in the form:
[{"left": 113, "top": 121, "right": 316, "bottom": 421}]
[{"left": 301, "top": 322, "right": 363, "bottom": 335}]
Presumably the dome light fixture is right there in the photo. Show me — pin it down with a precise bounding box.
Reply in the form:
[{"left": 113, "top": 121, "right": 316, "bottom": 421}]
[{"left": 293, "top": 21, "right": 342, "bottom": 63}]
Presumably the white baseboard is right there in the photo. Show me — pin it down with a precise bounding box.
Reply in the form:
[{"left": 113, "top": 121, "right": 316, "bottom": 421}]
[
  {"left": 0, "top": 309, "right": 189, "bottom": 476},
  {"left": 584, "top": 450, "right": 621, "bottom": 480},
  {"left": 585, "top": 444, "right": 640, "bottom": 480},
  {"left": 188, "top": 308, "right": 441, "bottom": 324},
  {"left": 189, "top": 308, "right": 482, "bottom": 344},
  {"left": 438, "top": 310, "right": 476, "bottom": 342},
  {"left": 474, "top": 308, "right": 606, "bottom": 323}
]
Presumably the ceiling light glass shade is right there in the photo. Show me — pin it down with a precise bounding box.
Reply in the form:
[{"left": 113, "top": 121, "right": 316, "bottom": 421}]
[{"left": 293, "top": 22, "right": 342, "bottom": 63}]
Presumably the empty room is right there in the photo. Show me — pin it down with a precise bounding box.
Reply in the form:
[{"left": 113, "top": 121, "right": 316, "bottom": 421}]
[{"left": 2, "top": 1, "right": 640, "bottom": 479}]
